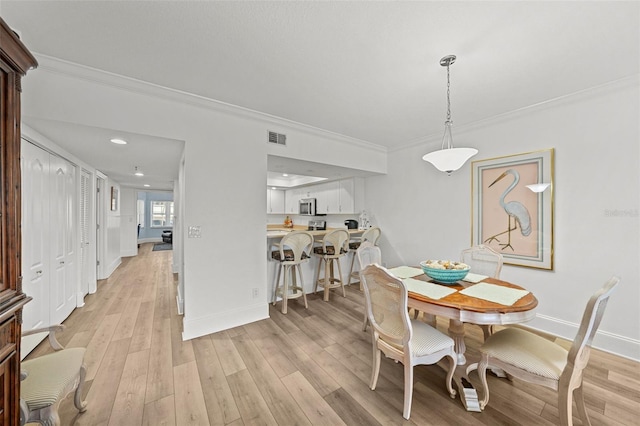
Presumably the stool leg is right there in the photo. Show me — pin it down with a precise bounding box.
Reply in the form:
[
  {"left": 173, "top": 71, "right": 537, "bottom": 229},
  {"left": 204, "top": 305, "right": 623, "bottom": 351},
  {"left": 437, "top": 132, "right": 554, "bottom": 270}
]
[
  {"left": 282, "top": 265, "right": 289, "bottom": 314},
  {"left": 297, "top": 265, "right": 308, "bottom": 309},
  {"left": 313, "top": 257, "right": 322, "bottom": 295},
  {"left": 273, "top": 263, "right": 282, "bottom": 305},
  {"left": 324, "top": 257, "right": 331, "bottom": 301},
  {"left": 335, "top": 257, "right": 346, "bottom": 298},
  {"left": 348, "top": 251, "right": 357, "bottom": 285}
]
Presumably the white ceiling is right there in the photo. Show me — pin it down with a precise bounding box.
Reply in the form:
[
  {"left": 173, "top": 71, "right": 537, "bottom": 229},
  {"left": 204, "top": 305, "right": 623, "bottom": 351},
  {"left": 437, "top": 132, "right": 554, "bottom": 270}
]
[{"left": 2, "top": 1, "right": 638, "bottom": 188}]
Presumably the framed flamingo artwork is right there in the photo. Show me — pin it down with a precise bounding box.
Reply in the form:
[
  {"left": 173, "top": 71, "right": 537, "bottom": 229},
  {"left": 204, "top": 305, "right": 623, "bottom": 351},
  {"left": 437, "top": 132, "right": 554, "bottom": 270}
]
[{"left": 471, "top": 148, "right": 554, "bottom": 270}]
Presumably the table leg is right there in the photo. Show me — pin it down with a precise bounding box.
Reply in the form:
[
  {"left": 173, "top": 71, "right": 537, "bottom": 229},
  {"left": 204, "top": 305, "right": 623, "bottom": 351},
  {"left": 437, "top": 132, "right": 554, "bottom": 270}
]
[{"left": 448, "top": 319, "right": 467, "bottom": 365}]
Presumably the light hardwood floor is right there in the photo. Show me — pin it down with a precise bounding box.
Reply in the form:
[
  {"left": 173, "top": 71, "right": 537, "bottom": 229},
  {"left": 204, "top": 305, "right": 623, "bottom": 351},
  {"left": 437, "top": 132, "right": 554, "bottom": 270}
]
[{"left": 26, "top": 243, "right": 639, "bottom": 425}]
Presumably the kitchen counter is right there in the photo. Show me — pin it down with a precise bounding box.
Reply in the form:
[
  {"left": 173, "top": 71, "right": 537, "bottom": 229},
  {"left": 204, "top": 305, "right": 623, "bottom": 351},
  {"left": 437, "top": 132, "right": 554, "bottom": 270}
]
[{"left": 266, "top": 224, "right": 365, "bottom": 239}]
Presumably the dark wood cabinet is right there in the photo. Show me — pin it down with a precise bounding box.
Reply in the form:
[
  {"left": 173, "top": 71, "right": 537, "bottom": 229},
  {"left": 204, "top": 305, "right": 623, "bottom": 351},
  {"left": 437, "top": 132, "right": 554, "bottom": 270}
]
[{"left": 0, "top": 17, "right": 37, "bottom": 425}]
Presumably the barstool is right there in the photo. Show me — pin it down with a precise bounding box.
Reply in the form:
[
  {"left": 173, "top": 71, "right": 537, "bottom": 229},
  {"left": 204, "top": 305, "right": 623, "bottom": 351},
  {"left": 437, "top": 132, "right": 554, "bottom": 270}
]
[
  {"left": 271, "top": 231, "right": 314, "bottom": 314},
  {"left": 313, "top": 229, "right": 349, "bottom": 302},
  {"left": 347, "top": 227, "right": 381, "bottom": 287}
]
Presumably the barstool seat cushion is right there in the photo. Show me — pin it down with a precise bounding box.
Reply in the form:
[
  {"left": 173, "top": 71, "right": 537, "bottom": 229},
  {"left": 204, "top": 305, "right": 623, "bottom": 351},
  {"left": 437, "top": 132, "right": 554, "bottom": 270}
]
[
  {"left": 271, "top": 250, "right": 310, "bottom": 262},
  {"left": 313, "top": 246, "right": 348, "bottom": 256},
  {"left": 349, "top": 241, "right": 361, "bottom": 250}
]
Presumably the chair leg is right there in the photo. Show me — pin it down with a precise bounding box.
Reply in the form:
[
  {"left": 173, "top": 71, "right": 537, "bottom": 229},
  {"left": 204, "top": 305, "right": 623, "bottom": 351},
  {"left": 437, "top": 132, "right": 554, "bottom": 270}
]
[
  {"left": 403, "top": 363, "right": 414, "bottom": 419},
  {"left": 480, "top": 324, "right": 493, "bottom": 341},
  {"left": 558, "top": 384, "right": 575, "bottom": 426},
  {"left": 75, "top": 363, "right": 88, "bottom": 412},
  {"left": 445, "top": 355, "right": 457, "bottom": 398},
  {"left": 478, "top": 354, "right": 490, "bottom": 410},
  {"left": 335, "top": 258, "right": 346, "bottom": 297},
  {"left": 362, "top": 311, "right": 369, "bottom": 332},
  {"left": 370, "top": 347, "right": 381, "bottom": 390},
  {"left": 574, "top": 384, "right": 591, "bottom": 426}
]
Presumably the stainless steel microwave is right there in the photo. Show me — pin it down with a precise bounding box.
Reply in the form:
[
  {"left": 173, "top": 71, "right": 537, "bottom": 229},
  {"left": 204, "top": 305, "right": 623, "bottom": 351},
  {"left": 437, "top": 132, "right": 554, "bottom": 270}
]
[{"left": 299, "top": 198, "right": 317, "bottom": 216}]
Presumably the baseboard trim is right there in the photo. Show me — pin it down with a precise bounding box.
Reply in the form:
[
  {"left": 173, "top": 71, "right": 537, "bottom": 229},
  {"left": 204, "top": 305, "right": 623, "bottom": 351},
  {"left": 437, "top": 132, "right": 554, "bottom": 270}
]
[
  {"left": 526, "top": 314, "right": 640, "bottom": 362},
  {"left": 182, "top": 303, "right": 268, "bottom": 341}
]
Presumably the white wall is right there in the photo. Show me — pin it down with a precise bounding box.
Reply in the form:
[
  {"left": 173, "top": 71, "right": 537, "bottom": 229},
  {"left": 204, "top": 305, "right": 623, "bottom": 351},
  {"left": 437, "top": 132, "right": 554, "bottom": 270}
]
[
  {"left": 22, "top": 55, "right": 387, "bottom": 341},
  {"left": 366, "top": 76, "right": 640, "bottom": 360}
]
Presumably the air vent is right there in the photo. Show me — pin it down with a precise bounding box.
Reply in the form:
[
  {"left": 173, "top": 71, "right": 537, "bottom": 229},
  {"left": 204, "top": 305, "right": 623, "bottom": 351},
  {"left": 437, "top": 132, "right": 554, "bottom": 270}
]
[{"left": 268, "top": 131, "right": 286, "bottom": 146}]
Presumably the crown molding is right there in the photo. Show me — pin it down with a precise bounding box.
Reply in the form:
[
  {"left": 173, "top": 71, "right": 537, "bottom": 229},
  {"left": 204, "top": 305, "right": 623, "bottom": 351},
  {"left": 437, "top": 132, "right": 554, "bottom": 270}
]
[
  {"left": 396, "top": 73, "right": 640, "bottom": 154},
  {"left": 34, "top": 54, "right": 387, "bottom": 154}
]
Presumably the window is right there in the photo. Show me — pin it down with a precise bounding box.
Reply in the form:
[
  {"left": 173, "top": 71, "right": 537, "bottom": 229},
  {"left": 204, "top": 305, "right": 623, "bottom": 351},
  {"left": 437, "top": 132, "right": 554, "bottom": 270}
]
[
  {"left": 137, "top": 200, "right": 145, "bottom": 228},
  {"left": 151, "top": 201, "right": 174, "bottom": 228}
]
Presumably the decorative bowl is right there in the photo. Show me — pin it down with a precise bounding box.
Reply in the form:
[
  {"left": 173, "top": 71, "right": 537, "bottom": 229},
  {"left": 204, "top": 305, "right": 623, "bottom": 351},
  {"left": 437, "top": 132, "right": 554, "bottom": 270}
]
[{"left": 419, "top": 260, "right": 469, "bottom": 284}]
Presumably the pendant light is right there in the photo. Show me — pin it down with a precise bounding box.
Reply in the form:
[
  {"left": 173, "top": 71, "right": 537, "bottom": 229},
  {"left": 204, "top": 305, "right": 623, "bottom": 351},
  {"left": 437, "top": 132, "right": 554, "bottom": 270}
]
[{"left": 422, "top": 55, "right": 478, "bottom": 175}]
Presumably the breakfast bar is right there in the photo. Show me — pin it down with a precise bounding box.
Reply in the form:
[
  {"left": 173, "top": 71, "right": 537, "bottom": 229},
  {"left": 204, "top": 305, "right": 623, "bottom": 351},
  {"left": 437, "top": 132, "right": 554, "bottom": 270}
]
[{"left": 266, "top": 223, "right": 367, "bottom": 302}]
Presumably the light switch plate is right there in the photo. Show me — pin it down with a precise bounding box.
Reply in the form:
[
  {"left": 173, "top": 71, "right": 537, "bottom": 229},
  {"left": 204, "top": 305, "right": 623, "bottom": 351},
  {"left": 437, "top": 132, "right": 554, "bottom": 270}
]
[{"left": 188, "top": 226, "right": 201, "bottom": 238}]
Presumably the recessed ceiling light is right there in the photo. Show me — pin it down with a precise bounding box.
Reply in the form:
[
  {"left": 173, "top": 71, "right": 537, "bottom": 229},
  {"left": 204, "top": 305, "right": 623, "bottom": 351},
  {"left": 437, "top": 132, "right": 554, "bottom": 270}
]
[
  {"left": 282, "top": 173, "right": 289, "bottom": 177},
  {"left": 143, "top": 184, "right": 150, "bottom": 187},
  {"left": 271, "top": 187, "right": 277, "bottom": 190},
  {"left": 110, "top": 138, "right": 127, "bottom": 145},
  {"left": 134, "top": 166, "right": 144, "bottom": 177}
]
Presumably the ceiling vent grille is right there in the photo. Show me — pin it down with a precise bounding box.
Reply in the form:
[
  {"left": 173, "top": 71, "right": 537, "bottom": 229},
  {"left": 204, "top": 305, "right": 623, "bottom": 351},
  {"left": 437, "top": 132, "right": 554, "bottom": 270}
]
[{"left": 268, "top": 131, "right": 286, "bottom": 146}]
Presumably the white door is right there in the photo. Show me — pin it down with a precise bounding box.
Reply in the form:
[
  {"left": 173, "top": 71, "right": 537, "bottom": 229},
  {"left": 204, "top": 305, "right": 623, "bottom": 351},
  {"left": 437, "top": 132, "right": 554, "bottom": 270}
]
[
  {"left": 79, "top": 169, "right": 91, "bottom": 298},
  {"left": 21, "top": 142, "right": 49, "bottom": 333},
  {"left": 96, "top": 175, "right": 105, "bottom": 279},
  {"left": 49, "top": 154, "right": 76, "bottom": 325}
]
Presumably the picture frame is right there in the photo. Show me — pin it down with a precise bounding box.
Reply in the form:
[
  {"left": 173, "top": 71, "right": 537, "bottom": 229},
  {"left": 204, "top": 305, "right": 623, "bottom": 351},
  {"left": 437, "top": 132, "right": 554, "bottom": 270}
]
[
  {"left": 471, "top": 148, "right": 554, "bottom": 270},
  {"left": 111, "top": 186, "right": 118, "bottom": 211}
]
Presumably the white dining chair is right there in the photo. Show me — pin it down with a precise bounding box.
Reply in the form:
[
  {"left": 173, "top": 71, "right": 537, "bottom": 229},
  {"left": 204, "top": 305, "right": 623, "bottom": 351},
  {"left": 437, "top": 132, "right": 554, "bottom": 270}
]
[
  {"left": 477, "top": 276, "right": 620, "bottom": 425},
  {"left": 347, "top": 227, "right": 381, "bottom": 285},
  {"left": 360, "top": 263, "right": 457, "bottom": 420},
  {"left": 356, "top": 241, "right": 381, "bottom": 331},
  {"left": 461, "top": 244, "right": 503, "bottom": 339},
  {"left": 20, "top": 325, "right": 88, "bottom": 425},
  {"left": 460, "top": 244, "right": 503, "bottom": 278}
]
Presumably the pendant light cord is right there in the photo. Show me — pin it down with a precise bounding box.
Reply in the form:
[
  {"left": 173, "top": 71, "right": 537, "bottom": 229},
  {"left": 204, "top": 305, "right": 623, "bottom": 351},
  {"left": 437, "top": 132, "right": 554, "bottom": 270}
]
[{"left": 446, "top": 63, "right": 452, "bottom": 125}]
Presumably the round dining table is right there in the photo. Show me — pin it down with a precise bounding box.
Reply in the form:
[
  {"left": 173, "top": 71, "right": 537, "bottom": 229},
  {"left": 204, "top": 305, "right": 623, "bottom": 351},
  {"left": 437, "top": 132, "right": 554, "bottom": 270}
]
[{"left": 405, "top": 274, "right": 538, "bottom": 411}]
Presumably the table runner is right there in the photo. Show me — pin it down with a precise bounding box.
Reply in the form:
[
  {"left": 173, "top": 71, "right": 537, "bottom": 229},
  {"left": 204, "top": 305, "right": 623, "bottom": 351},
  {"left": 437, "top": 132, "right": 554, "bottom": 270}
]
[
  {"left": 388, "top": 266, "right": 423, "bottom": 279},
  {"left": 403, "top": 278, "right": 457, "bottom": 300},
  {"left": 459, "top": 282, "right": 529, "bottom": 306}
]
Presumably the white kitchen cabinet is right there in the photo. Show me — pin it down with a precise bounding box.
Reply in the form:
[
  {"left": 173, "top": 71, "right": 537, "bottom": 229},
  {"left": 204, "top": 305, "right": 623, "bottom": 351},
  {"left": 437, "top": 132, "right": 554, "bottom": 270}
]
[
  {"left": 285, "top": 188, "right": 301, "bottom": 214},
  {"left": 267, "top": 188, "right": 285, "bottom": 214},
  {"left": 311, "top": 182, "right": 331, "bottom": 214},
  {"left": 280, "top": 177, "right": 364, "bottom": 216},
  {"left": 337, "top": 179, "right": 355, "bottom": 213}
]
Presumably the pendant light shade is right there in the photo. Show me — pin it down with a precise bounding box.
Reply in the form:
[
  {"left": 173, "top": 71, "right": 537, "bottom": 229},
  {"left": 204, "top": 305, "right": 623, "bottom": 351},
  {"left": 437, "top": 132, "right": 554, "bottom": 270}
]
[{"left": 422, "top": 55, "right": 477, "bottom": 175}]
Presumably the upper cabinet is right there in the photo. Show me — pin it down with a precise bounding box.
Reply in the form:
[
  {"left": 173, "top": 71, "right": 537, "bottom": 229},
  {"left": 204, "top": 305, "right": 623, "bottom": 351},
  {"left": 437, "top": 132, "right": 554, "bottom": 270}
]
[
  {"left": 279, "top": 178, "right": 363, "bottom": 215},
  {"left": 266, "top": 188, "right": 285, "bottom": 214}
]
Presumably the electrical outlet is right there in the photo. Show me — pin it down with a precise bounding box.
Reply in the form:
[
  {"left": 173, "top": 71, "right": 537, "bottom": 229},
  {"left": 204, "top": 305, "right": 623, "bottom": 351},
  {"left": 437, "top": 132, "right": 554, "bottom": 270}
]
[{"left": 251, "top": 288, "right": 259, "bottom": 298}]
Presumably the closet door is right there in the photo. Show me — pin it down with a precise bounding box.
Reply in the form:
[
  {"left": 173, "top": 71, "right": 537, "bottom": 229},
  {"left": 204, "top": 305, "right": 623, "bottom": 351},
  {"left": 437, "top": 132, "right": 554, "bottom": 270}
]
[
  {"left": 22, "top": 142, "right": 77, "bottom": 330},
  {"left": 21, "top": 141, "right": 49, "bottom": 332},
  {"left": 79, "top": 169, "right": 91, "bottom": 297},
  {"left": 49, "top": 153, "right": 76, "bottom": 325}
]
